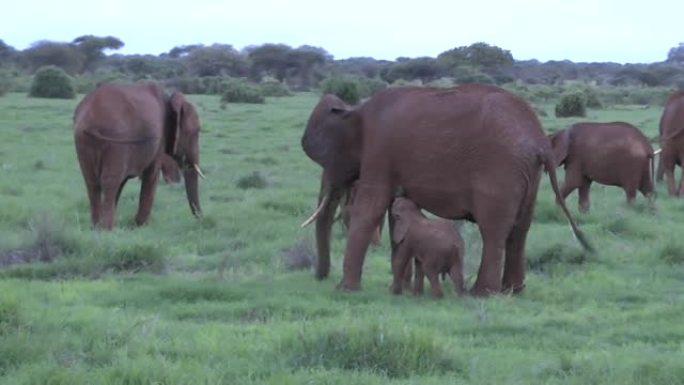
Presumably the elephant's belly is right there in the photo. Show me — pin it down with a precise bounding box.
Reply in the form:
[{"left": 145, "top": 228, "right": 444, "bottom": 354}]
[{"left": 402, "top": 187, "right": 473, "bottom": 220}]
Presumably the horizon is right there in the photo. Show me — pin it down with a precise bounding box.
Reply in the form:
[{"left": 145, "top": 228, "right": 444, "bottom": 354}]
[{"left": 3, "top": 0, "right": 683, "bottom": 64}]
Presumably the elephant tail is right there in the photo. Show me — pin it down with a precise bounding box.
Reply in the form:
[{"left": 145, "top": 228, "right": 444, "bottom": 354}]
[{"left": 542, "top": 155, "right": 595, "bottom": 253}]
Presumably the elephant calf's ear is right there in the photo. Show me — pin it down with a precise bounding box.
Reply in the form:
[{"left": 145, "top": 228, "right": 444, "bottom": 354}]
[{"left": 392, "top": 216, "right": 409, "bottom": 244}]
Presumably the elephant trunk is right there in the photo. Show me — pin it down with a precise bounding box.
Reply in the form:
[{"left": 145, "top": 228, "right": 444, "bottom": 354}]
[
  {"left": 312, "top": 178, "right": 343, "bottom": 280},
  {"left": 184, "top": 166, "right": 202, "bottom": 217}
]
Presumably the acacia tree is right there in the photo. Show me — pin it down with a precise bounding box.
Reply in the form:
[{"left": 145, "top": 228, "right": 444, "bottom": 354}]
[
  {"left": 72, "top": 35, "right": 124, "bottom": 73},
  {"left": 247, "top": 44, "right": 293, "bottom": 81},
  {"left": 667, "top": 43, "right": 684, "bottom": 64},
  {"left": 287, "top": 45, "right": 329, "bottom": 88},
  {"left": 0, "top": 39, "right": 16, "bottom": 67},
  {"left": 184, "top": 44, "right": 248, "bottom": 77},
  {"left": 21, "top": 41, "right": 83, "bottom": 74}
]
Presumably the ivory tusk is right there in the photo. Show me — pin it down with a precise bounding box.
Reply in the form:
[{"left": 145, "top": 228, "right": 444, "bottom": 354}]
[
  {"left": 301, "top": 193, "right": 330, "bottom": 228},
  {"left": 193, "top": 163, "right": 206, "bottom": 179},
  {"left": 654, "top": 148, "right": 662, "bottom": 155}
]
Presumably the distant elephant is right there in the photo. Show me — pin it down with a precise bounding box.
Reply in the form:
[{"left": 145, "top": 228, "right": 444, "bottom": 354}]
[
  {"left": 73, "top": 82, "right": 204, "bottom": 229},
  {"left": 160, "top": 153, "right": 181, "bottom": 184},
  {"left": 655, "top": 91, "right": 684, "bottom": 195},
  {"left": 389, "top": 197, "right": 465, "bottom": 298},
  {"left": 300, "top": 84, "right": 591, "bottom": 296},
  {"left": 548, "top": 121, "right": 655, "bottom": 212}
]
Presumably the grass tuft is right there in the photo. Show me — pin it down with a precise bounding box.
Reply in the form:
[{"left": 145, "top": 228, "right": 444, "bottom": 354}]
[
  {"left": 528, "top": 243, "right": 587, "bottom": 272},
  {"left": 659, "top": 241, "right": 684, "bottom": 265},
  {"left": 237, "top": 171, "right": 269, "bottom": 189},
  {"left": 281, "top": 238, "right": 315, "bottom": 271},
  {"left": 285, "top": 323, "right": 464, "bottom": 378}
]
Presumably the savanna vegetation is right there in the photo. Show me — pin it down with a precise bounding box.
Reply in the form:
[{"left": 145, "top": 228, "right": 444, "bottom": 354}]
[
  {"left": 0, "top": 36, "right": 683, "bottom": 384},
  {"left": 1, "top": 88, "right": 683, "bottom": 384}
]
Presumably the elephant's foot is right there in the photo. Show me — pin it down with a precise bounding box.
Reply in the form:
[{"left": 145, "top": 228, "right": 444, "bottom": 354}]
[
  {"left": 390, "top": 283, "right": 403, "bottom": 295},
  {"left": 469, "top": 282, "right": 500, "bottom": 297},
  {"left": 501, "top": 282, "right": 526, "bottom": 295},
  {"left": 336, "top": 279, "right": 361, "bottom": 292},
  {"left": 134, "top": 215, "right": 149, "bottom": 227}
]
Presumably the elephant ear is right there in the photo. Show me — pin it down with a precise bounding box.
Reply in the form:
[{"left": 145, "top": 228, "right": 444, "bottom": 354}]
[
  {"left": 392, "top": 214, "right": 410, "bottom": 244},
  {"left": 168, "top": 91, "right": 186, "bottom": 156},
  {"left": 549, "top": 128, "right": 570, "bottom": 167}
]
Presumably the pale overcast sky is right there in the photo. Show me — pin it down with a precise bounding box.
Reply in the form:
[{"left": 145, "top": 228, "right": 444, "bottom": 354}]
[{"left": 2, "top": 0, "right": 682, "bottom": 63}]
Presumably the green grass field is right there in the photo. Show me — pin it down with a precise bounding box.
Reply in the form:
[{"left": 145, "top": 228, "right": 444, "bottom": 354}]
[{"left": 0, "top": 92, "right": 683, "bottom": 384}]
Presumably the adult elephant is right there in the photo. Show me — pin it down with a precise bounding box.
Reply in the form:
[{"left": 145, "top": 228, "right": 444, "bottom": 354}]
[
  {"left": 548, "top": 122, "right": 655, "bottom": 211},
  {"left": 300, "top": 84, "right": 591, "bottom": 296},
  {"left": 73, "top": 82, "right": 204, "bottom": 229},
  {"left": 656, "top": 91, "right": 684, "bottom": 194}
]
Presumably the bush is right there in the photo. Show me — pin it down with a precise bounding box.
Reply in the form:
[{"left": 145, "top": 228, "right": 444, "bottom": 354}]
[
  {"left": 0, "top": 70, "right": 11, "bottom": 96},
  {"left": 555, "top": 91, "right": 586, "bottom": 117},
  {"left": 29, "top": 65, "right": 76, "bottom": 99},
  {"left": 220, "top": 78, "right": 265, "bottom": 104},
  {"left": 356, "top": 76, "right": 388, "bottom": 98},
  {"left": 260, "top": 79, "right": 292, "bottom": 97},
  {"left": 319, "top": 76, "right": 360, "bottom": 104}
]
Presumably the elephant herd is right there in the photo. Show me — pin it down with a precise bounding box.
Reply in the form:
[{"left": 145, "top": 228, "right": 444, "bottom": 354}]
[{"left": 72, "top": 82, "right": 684, "bottom": 298}]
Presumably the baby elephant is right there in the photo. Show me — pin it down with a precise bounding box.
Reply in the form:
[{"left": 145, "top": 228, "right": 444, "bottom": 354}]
[
  {"left": 549, "top": 121, "right": 655, "bottom": 212},
  {"left": 389, "top": 197, "right": 465, "bottom": 298}
]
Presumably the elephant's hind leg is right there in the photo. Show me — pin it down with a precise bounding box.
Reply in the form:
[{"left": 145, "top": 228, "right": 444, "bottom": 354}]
[
  {"left": 85, "top": 182, "right": 102, "bottom": 227},
  {"left": 471, "top": 220, "right": 514, "bottom": 296},
  {"left": 502, "top": 179, "right": 539, "bottom": 294},
  {"left": 135, "top": 164, "right": 161, "bottom": 226},
  {"left": 578, "top": 178, "right": 592, "bottom": 213}
]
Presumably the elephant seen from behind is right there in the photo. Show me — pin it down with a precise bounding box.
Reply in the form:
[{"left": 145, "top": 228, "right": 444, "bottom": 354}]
[
  {"left": 548, "top": 121, "right": 655, "bottom": 212},
  {"left": 73, "top": 82, "right": 204, "bottom": 229},
  {"left": 389, "top": 197, "right": 465, "bottom": 298}
]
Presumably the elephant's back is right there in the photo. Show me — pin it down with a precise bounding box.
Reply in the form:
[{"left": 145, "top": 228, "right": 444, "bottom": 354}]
[
  {"left": 73, "top": 83, "right": 166, "bottom": 140},
  {"left": 571, "top": 122, "right": 652, "bottom": 158}
]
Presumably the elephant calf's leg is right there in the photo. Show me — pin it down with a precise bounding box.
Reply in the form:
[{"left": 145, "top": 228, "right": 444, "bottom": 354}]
[
  {"left": 426, "top": 270, "right": 444, "bottom": 298},
  {"left": 412, "top": 259, "right": 424, "bottom": 295},
  {"left": 390, "top": 246, "right": 411, "bottom": 295}
]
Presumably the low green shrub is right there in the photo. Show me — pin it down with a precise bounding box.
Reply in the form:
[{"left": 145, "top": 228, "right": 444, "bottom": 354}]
[
  {"left": 555, "top": 91, "right": 586, "bottom": 117},
  {"left": 220, "top": 78, "right": 265, "bottom": 104},
  {"left": 319, "top": 76, "right": 360, "bottom": 104},
  {"left": 29, "top": 66, "right": 76, "bottom": 99},
  {"left": 260, "top": 79, "right": 292, "bottom": 97}
]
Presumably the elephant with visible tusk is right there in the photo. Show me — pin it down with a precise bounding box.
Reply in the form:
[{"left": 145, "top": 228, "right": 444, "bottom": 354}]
[
  {"left": 300, "top": 84, "right": 592, "bottom": 296},
  {"left": 73, "top": 82, "right": 205, "bottom": 229}
]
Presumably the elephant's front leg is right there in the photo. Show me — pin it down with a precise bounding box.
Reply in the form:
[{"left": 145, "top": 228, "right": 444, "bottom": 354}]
[
  {"left": 135, "top": 164, "right": 161, "bottom": 226},
  {"left": 338, "top": 182, "right": 392, "bottom": 291}
]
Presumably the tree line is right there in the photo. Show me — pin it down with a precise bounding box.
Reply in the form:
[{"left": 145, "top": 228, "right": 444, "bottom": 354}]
[{"left": 1, "top": 36, "right": 684, "bottom": 92}]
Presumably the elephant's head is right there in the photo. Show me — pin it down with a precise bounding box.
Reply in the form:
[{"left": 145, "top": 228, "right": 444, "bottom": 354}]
[
  {"left": 390, "top": 197, "right": 420, "bottom": 244},
  {"left": 548, "top": 128, "right": 570, "bottom": 168},
  {"left": 167, "top": 91, "right": 203, "bottom": 217},
  {"left": 301, "top": 94, "right": 363, "bottom": 279}
]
